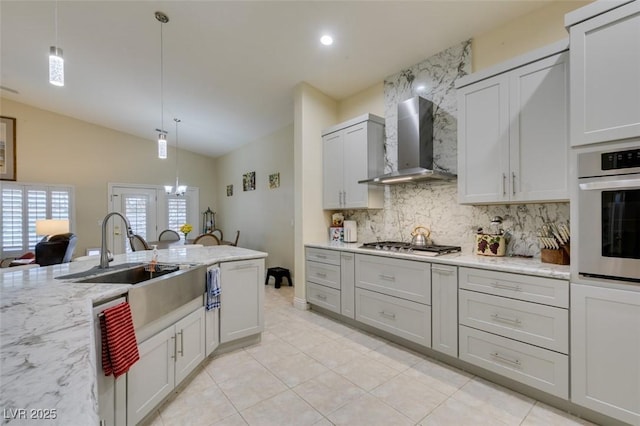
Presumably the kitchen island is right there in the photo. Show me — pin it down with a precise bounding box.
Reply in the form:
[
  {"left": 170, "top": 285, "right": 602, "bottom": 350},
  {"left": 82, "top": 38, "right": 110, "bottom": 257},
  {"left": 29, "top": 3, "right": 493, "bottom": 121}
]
[{"left": 0, "top": 245, "right": 267, "bottom": 425}]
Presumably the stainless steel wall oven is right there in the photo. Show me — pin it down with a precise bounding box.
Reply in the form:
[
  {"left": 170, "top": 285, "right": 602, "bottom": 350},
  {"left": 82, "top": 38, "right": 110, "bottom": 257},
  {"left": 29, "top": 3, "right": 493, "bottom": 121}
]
[{"left": 577, "top": 146, "right": 640, "bottom": 283}]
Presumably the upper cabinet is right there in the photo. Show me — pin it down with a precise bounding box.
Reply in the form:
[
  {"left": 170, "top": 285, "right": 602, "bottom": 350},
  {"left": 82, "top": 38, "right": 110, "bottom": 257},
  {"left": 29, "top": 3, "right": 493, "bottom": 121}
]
[
  {"left": 566, "top": 1, "right": 640, "bottom": 146},
  {"left": 457, "top": 43, "right": 569, "bottom": 204},
  {"left": 322, "top": 114, "right": 385, "bottom": 210}
]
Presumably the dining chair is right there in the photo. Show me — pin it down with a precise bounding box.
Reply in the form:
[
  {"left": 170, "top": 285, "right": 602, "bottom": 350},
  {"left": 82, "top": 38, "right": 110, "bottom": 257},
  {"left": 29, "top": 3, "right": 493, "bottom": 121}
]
[
  {"left": 129, "top": 234, "right": 151, "bottom": 251},
  {"left": 232, "top": 230, "right": 240, "bottom": 246},
  {"left": 193, "top": 233, "right": 220, "bottom": 246},
  {"left": 158, "top": 229, "right": 181, "bottom": 241},
  {"left": 211, "top": 228, "right": 223, "bottom": 241}
]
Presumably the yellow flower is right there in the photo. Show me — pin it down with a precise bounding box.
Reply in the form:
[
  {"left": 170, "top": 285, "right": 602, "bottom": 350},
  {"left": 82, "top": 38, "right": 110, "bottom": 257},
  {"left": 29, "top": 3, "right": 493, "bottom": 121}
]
[{"left": 180, "top": 223, "right": 193, "bottom": 234}]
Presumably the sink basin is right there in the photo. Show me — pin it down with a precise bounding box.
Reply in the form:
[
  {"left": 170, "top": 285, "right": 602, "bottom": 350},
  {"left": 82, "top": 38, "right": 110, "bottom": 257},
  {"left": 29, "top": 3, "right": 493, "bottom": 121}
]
[
  {"left": 76, "top": 264, "right": 179, "bottom": 284},
  {"left": 65, "top": 262, "right": 207, "bottom": 330}
]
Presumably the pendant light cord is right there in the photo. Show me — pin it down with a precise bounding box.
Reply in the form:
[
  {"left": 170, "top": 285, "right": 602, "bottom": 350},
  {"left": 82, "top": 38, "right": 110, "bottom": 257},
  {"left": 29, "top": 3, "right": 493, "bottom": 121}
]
[
  {"left": 174, "top": 118, "right": 181, "bottom": 187},
  {"left": 160, "top": 21, "right": 165, "bottom": 134},
  {"left": 54, "top": 1, "right": 59, "bottom": 46}
]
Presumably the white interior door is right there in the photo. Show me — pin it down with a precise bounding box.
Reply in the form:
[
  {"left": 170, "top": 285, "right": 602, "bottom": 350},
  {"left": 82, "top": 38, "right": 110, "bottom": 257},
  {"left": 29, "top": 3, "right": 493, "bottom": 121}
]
[{"left": 110, "top": 186, "right": 158, "bottom": 254}]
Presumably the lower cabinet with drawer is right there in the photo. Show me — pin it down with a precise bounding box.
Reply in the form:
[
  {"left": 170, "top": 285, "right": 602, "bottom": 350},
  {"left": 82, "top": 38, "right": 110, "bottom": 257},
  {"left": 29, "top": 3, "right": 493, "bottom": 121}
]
[
  {"left": 305, "top": 247, "right": 340, "bottom": 315},
  {"left": 459, "top": 326, "right": 569, "bottom": 398},
  {"left": 458, "top": 267, "right": 569, "bottom": 399},
  {"left": 355, "top": 254, "right": 432, "bottom": 348},
  {"left": 355, "top": 287, "right": 431, "bottom": 346}
]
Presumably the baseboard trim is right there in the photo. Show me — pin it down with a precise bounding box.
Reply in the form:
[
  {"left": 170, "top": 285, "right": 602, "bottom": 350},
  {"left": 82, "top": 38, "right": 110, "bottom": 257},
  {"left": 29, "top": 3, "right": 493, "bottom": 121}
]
[{"left": 293, "top": 297, "right": 309, "bottom": 311}]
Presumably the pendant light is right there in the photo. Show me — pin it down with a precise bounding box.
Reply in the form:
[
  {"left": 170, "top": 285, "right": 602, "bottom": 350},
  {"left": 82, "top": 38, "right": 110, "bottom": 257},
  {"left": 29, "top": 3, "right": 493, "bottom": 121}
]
[
  {"left": 165, "top": 118, "right": 187, "bottom": 196},
  {"left": 49, "top": 2, "right": 64, "bottom": 86},
  {"left": 155, "top": 11, "right": 169, "bottom": 159}
]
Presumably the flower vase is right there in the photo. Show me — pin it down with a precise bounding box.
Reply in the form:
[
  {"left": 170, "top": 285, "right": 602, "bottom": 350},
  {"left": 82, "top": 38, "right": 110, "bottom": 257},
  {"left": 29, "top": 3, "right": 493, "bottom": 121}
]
[{"left": 183, "top": 233, "right": 189, "bottom": 244}]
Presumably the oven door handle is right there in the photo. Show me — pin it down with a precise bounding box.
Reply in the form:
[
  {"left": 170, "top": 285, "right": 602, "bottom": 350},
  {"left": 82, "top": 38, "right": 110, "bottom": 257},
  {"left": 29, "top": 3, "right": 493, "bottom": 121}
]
[{"left": 579, "top": 177, "right": 640, "bottom": 191}]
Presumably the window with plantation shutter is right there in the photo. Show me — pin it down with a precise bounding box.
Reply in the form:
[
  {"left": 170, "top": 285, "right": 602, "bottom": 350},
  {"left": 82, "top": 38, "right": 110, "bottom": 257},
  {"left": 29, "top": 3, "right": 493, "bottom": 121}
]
[
  {"left": 0, "top": 183, "right": 74, "bottom": 257},
  {"left": 167, "top": 197, "right": 187, "bottom": 236}
]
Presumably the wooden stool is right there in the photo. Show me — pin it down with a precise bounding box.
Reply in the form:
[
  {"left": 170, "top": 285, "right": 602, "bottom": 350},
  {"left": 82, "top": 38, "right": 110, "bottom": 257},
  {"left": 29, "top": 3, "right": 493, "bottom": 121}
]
[{"left": 265, "top": 267, "right": 292, "bottom": 289}]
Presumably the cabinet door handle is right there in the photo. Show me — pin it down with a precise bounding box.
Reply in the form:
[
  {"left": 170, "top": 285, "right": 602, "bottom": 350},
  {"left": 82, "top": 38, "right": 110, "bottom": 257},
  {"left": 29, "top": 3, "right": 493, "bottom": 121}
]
[
  {"left": 502, "top": 173, "right": 506, "bottom": 196},
  {"left": 379, "top": 311, "right": 396, "bottom": 320},
  {"left": 512, "top": 172, "right": 516, "bottom": 196},
  {"left": 316, "top": 294, "right": 327, "bottom": 300},
  {"left": 342, "top": 254, "right": 353, "bottom": 260},
  {"left": 491, "top": 351, "right": 521, "bottom": 367},
  {"left": 379, "top": 274, "right": 396, "bottom": 281},
  {"left": 171, "top": 335, "right": 176, "bottom": 360},
  {"left": 431, "top": 266, "right": 454, "bottom": 274},
  {"left": 491, "top": 313, "right": 522, "bottom": 326},
  {"left": 343, "top": 191, "right": 347, "bottom": 206},
  {"left": 491, "top": 282, "right": 521, "bottom": 292},
  {"left": 230, "top": 264, "right": 255, "bottom": 271},
  {"left": 100, "top": 421, "right": 106, "bottom": 426},
  {"left": 177, "top": 330, "right": 184, "bottom": 357}
]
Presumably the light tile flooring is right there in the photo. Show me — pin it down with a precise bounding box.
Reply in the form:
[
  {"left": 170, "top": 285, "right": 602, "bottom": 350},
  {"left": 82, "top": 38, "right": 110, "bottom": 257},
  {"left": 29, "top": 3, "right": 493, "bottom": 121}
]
[{"left": 142, "top": 286, "right": 597, "bottom": 426}]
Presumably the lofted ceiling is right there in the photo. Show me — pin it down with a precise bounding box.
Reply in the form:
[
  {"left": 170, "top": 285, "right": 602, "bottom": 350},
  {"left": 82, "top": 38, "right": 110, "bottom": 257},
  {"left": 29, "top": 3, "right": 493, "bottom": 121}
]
[{"left": 0, "top": 1, "right": 551, "bottom": 158}]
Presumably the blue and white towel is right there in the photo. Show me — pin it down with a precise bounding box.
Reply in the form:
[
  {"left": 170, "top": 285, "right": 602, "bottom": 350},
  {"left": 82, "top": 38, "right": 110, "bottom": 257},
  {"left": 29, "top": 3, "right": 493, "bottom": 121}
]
[{"left": 206, "top": 266, "right": 221, "bottom": 311}]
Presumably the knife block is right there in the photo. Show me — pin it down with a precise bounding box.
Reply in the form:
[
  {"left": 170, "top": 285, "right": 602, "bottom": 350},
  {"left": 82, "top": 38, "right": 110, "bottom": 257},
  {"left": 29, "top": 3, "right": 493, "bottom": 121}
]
[{"left": 541, "top": 246, "right": 570, "bottom": 265}]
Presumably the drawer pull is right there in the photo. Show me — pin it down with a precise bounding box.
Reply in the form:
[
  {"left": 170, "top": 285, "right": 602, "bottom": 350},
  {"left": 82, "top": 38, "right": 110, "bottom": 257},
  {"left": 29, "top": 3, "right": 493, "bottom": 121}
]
[
  {"left": 379, "top": 274, "right": 396, "bottom": 281},
  {"left": 432, "top": 266, "right": 454, "bottom": 274},
  {"left": 177, "top": 330, "right": 184, "bottom": 356},
  {"left": 315, "top": 254, "right": 327, "bottom": 259},
  {"left": 490, "top": 313, "right": 522, "bottom": 326},
  {"left": 491, "top": 282, "right": 521, "bottom": 292},
  {"left": 342, "top": 254, "right": 353, "bottom": 260},
  {"left": 491, "top": 351, "right": 521, "bottom": 367},
  {"left": 316, "top": 294, "right": 327, "bottom": 300},
  {"left": 315, "top": 272, "right": 327, "bottom": 278},
  {"left": 379, "top": 311, "right": 396, "bottom": 320}
]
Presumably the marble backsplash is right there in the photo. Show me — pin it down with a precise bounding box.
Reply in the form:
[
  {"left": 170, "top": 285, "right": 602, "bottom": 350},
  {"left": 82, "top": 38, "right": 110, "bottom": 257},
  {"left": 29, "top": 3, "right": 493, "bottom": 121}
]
[{"left": 343, "top": 40, "right": 570, "bottom": 257}]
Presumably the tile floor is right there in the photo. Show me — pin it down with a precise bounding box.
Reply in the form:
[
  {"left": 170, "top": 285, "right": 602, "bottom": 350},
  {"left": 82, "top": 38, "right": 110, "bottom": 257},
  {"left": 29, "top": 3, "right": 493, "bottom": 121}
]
[{"left": 142, "top": 285, "right": 597, "bottom": 426}]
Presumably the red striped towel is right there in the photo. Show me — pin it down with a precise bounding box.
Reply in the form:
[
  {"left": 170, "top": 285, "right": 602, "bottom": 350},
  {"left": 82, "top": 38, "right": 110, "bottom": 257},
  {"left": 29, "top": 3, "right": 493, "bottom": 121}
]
[{"left": 99, "top": 302, "right": 140, "bottom": 378}]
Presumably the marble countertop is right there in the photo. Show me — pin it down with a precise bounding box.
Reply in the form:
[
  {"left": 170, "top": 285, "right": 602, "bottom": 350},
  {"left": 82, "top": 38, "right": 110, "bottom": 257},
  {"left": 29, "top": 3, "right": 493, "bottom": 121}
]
[
  {"left": 306, "top": 242, "right": 570, "bottom": 280},
  {"left": 0, "top": 245, "right": 267, "bottom": 425}
]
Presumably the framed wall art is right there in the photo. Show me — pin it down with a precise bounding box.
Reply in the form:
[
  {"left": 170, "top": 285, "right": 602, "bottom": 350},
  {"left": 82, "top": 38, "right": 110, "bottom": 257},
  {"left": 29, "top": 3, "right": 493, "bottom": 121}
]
[
  {"left": 268, "top": 172, "right": 280, "bottom": 189},
  {"left": 0, "top": 116, "right": 16, "bottom": 181},
  {"left": 242, "top": 171, "right": 256, "bottom": 191}
]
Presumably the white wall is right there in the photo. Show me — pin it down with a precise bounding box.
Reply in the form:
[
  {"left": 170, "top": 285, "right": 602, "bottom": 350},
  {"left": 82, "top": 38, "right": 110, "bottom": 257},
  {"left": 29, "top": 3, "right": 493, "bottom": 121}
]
[
  {"left": 214, "top": 124, "right": 294, "bottom": 272},
  {"left": 0, "top": 98, "right": 217, "bottom": 256},
  {"left": 293, "top": 83, "right": 338, "bottom": 305}
]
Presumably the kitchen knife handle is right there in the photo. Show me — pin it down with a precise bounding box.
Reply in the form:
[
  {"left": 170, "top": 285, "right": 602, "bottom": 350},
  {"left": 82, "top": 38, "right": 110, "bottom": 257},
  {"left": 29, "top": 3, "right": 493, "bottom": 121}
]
[{"left": 512, "top": 172, "right": 516, "bottom": 196}]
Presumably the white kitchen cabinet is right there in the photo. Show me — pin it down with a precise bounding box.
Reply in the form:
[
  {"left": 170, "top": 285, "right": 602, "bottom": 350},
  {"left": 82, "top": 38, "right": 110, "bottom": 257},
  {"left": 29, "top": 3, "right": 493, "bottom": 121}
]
[
  {"left": 355, "top": 253, "right": 432, "bottom": 348},
  {"left": 457, "top": 49, "right": 569, "bottom": 204},
  {"left": 93, "top": 297, "right": 127, "bottom": 426},
  {"left": 174, "top": 307, "right": 206, "bottom": 384},
  {"left": 431, "top": 264, "right": 458, "bottom": 358},
  {"left": 305, "top": 248, "right": 342, "bottom": 315},
  {"left": 204, "top": 307, "right": 219, "bottom": 357},
  {"left": 571, "top": 283, "right": 640, "bottom": 425},
  {"left": 356, "top": 287, "right": 431, "bottom": 347},
  {"left": 220, "top": 259, "right": 265, "bottom": 343},
  {"left": 567, "top": 1, "right": 640, "bottom": 146},
  {"left": 127, "top": 307, "right": 205, "bottom": 425},
  {"left": 458, "top": 267, "right": 569, "bottom": 399},
  {"left": 340, "top": 252, "right": 356, "bottom": 319},
  {"left": 322, "top": 114, "right": 384, "bottom": 210}
]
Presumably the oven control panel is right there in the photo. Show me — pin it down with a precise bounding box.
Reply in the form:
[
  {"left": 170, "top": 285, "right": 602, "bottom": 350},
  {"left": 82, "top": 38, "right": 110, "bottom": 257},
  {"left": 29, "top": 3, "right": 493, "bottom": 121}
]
[{"left": 602, "top": 148, "right": 640, "bottom": 170}]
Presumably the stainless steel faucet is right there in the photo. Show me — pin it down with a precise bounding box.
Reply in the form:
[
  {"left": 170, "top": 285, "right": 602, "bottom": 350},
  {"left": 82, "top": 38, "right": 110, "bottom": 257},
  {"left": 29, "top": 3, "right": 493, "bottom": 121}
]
[{"left": 100, "top": 212, "right": 134, "bottom": 269}]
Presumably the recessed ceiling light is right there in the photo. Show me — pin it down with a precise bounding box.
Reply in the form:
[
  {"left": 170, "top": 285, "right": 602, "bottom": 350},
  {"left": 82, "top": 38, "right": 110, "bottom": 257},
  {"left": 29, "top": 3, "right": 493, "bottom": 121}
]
[{"left": 320, "top": 35, "right": 333, "bottom": 46}]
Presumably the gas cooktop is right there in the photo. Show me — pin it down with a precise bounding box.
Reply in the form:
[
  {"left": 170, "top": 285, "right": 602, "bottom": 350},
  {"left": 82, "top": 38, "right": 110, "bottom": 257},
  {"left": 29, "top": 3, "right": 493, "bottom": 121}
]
[{"left": 359, "top": 241, "right": 462, "bottom": 256}]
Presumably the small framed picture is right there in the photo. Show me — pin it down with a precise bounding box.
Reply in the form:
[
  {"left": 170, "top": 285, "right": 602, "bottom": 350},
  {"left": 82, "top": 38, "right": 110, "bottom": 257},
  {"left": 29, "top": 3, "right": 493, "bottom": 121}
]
[
  {"left": 269, "top": 172, "right": 280, "bottom": 189},
  {"left": 243, "top": 171, "right": 256, "bottom": 191},
  {"left": 226, "top": 184, "right": 233, "bottom": 196},
  {"left": 0, "top": 116, "right": 17, "bottom": 181}
]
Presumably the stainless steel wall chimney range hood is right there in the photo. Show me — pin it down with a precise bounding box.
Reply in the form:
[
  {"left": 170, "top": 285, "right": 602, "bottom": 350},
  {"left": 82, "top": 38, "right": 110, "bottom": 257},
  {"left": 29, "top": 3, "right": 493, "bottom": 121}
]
[{"left": 359, "top": 96, "right": 456, "bottom": 185}]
